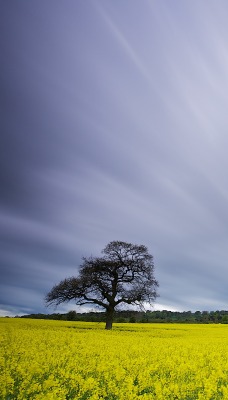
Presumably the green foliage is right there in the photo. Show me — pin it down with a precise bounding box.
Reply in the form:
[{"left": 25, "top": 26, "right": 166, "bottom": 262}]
[{"left": 20, "top": 309, "right": 228, "bottom": 323}]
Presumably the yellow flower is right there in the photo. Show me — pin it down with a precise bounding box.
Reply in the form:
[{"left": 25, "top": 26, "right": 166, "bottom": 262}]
[{"left": 1, "top": 318, "right": 228, "bottom": 400}]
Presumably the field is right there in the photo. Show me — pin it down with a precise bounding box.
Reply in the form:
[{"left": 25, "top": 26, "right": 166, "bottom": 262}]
[{"left": 1, "top": 319, "right": 228, "bottom": 399}]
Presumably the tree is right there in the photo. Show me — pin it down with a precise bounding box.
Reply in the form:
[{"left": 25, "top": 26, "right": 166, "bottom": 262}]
[{"left": 45, "top": 241, "right": 158, "bottom": 329}]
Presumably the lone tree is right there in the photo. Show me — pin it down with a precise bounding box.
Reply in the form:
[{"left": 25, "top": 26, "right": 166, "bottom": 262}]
[{"left": 45, "top": 241, "right": 158, "bottom": 329}]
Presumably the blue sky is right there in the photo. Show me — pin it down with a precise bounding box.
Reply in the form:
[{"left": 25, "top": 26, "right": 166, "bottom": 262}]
[{"left": 1, "top": 0, "right": 228, "bottom": 316}]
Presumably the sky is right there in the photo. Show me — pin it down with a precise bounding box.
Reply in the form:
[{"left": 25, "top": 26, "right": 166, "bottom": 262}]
[{"left": 1, "top": 0, "right": 228, "bottom": 317}]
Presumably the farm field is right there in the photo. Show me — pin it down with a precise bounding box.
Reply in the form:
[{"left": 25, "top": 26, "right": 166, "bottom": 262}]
[{"left": 1, "top": 318, "right": 228, "bottom": 399}]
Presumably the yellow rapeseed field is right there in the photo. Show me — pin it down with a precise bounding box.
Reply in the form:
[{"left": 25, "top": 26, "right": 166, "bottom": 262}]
[{"left": 1, "top": 318, "right": 228, "bottom": 399}]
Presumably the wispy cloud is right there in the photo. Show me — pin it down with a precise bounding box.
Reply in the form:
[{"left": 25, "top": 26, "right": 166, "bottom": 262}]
[{"left": 1, "top": 1, "right": 228, "bottom": 315}]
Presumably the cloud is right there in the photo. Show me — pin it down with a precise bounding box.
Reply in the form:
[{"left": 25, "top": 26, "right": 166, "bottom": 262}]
[{"left": 1, "top": 1, "right": 228, "bottom": 316}]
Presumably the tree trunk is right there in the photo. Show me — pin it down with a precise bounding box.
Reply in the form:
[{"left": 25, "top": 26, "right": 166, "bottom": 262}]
[{"left": 105, "top": 308, "right": 114, "bottom": 330}]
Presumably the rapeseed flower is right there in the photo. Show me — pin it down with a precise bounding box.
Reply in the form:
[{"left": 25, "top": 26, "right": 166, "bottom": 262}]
[{"left": 1, "top": 318, "right": 228, "bottom": 399}]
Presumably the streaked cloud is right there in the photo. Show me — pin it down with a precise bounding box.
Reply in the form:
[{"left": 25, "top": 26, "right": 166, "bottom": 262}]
[{"left": 1, "top": 0, "right": 228, "bottom": 315}]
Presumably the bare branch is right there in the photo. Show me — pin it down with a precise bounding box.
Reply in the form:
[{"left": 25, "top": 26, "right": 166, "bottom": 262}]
[{"left": 45, "top": 241, "right": 158, "bottom": 329}]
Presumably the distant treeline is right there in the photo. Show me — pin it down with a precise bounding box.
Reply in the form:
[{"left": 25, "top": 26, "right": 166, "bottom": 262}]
[{"left": 19, "top": 310, "right": 228, "bottom": 323}]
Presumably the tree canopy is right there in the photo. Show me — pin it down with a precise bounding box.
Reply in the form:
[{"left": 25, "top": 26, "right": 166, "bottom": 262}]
[{"left": 45, "top": 241, "right": 158, "bottom": 329}]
